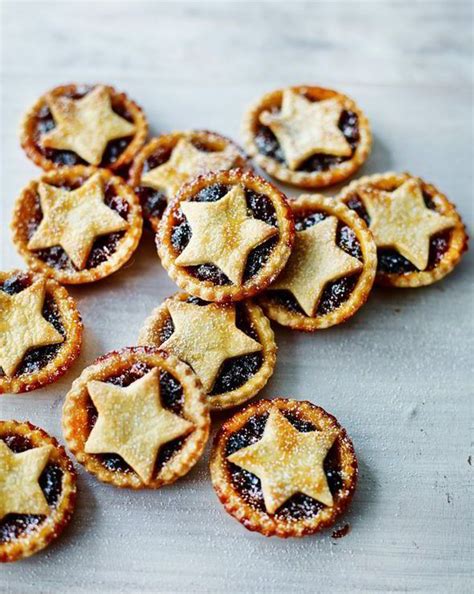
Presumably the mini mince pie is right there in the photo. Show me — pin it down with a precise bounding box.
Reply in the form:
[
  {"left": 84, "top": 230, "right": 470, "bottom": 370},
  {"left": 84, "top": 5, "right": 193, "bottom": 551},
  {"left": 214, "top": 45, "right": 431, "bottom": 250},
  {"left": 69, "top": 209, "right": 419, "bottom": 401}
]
[
  {"left": 0, "top": 420, "right": 77, "bottom": 563},
  {"left": 259, "top": 195, "right": 376, "bottom": 331},
  {"left": 11, "top": 166, "right": 143, "bottom": 284},
  {"left": 210, "top": 398, "right": 357, "bottom": 538},
  {"left": 0, "top": 270, "right": 82, "bottom": 394},
  {"left": 138, "top": 293, "right": 277, "bottom": 410},
  {"left": 20, "top": 83, "right": 148, "bottom": 172},
  {"left": 242, "top": 85, "right": 371, "bottom": 188},
  {"left": 129, "top": 130, "right": 249, "bottom": 232},
  {"left": 62, "top": 347, "right": 210, "bottom": 489},
  {"left": 157, "top": 169, "right": 295, "bottom": 302},
  {"left": 337, "top": 172, "right": 468, "bottom": 287}
]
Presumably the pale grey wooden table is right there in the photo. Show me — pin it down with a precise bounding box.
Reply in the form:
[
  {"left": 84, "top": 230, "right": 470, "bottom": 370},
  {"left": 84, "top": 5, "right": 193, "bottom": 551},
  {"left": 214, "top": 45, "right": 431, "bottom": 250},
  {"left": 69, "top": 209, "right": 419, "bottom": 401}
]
[{"left": 1, "top": 1, "right": 472, "bottom": 592}]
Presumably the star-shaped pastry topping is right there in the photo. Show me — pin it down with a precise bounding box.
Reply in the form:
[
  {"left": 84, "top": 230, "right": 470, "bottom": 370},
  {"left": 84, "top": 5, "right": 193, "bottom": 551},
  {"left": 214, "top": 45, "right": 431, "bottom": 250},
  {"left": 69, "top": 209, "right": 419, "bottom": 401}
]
[
  {"left": 0, "top": 280, "right": 64, "bottom": 377},
  {"left": 40, "top": 85, "right": 136, "bottom": 165},
  {"left": 0, "top": 440, "right": 52, "bottom": 520},
  {"left": 84, "top": 368, "right": 194, "bottom": 484},
  {"left": 272, "top": 216, "right": 363, "bottom": 316},
  {"left": 175, "top": 186, "right": 277, "bottom": 284},
  {"left": 161, "top": 300, "right": 262, "bottom": 392},
  {"left": 228, "top": 408, "right": 338, "bottom": 514},
  {"left": 141, "top": 138, "right": 239, "bottom": 198},
  {"left": 358, "top": 179, "right": 456, "bottom": 270},
  {"left": 259, "top": 90, "right": 352, "bottom": 170},
  {"left": 28, "top": 172, "right": 129, "bottom": 270}
]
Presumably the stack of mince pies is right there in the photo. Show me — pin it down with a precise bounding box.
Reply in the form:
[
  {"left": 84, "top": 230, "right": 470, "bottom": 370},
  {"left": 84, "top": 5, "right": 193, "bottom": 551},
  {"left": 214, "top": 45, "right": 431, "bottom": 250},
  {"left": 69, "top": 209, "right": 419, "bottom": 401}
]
[{"left": 1, "top": 83, "right": 468, "bottom": 560}]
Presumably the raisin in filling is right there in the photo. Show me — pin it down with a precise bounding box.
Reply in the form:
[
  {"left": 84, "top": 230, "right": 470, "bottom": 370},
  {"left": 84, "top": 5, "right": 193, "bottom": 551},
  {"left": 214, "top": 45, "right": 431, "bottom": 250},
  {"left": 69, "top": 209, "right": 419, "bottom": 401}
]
[
  {"left": 33, "top": 86, "right": 134, "bottom": 167},
  {"left": 270, "top": 211, "right": 363, "bottom": 316},
  {"left": 225, "top": 412, "right": 343, "bottom": 520},
  {"left": 86, "top": 362, "right": 188, "bottom": 475},
  {"left": 346, "top": 189, "right": 452, "bottom": 274},
  {"left": 255, "top": 106, "right": 359, "bottom": 172},
  {"left": 27, "top": 179, "right": 129, "bottom": 271},
  {"left": 0, "top": 434, "right": 63, "bottom": 544},
  {"left": 0, "top": 273, "right": 66, "bottom": 377},
  {"left": 159, "top": 298, "right": 263, "bottom": 396},
  {"left": 171, "top": 183, "right": 279, "bottom": 285}
]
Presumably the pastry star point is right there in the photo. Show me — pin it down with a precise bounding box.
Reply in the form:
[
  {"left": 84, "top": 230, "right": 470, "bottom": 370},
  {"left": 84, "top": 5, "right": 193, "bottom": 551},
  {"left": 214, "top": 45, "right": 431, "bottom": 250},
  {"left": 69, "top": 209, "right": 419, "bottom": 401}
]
[
  {"left": 141, "top": 138, "right": 239, "bottom": 198},
  {"left": 273, "top": 216, "right": 363, "bottom": 316},
  {"left": 175, "top": 185, "right": 277, "bottom": 284},
  {"left": 41, "top": 85, "right": 136, "bottom": 165},
  {"left": 360, "top": 179, "right": 456, "bottom": 270},
  {"left": 161, "top": 300, "right": 262, "bottom": 392},
  {"left": 227, "top": 408, "right": 338, "bottom": 514},
  {"left": 0, "top": 440, "right": 52, "bottom": 520},
  {"left": 28, "top": 172, "right": 129, "bottom": 270},
  {"left": 84, "top": 368, "right": 193, "bottom": 484},
  {"left": 0, "top": 279, "right": 64, "bottom": 377},
  {"left": 259, "top": 89, "right": 352, "bottom": 170}
]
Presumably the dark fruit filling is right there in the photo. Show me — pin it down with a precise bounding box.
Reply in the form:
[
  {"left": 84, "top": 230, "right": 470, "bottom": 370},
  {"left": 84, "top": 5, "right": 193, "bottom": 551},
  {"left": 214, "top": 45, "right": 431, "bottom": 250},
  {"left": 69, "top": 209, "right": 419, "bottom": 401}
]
[
  {"left": 159, "top": 298, "right": 263, "bottom": 396},
  {"left": 271, "top": 211, "right": 362, "bottom": 316},
  {"left": 33, "top": 86, "right": 135, "bottom": 167},
  {"left": 170, "top": 183, "right": 279, "bottom": 285},
  {"left": 0, "top": 434, "right": 63, "bottom": 544},
  {"left": 346, "top": 189, "right": 452, "bottom": 273},
  {"left": 86, "top": 362, "right": 188, "bottom": 476},
  {"left": 225, "top": 411, "right": 343, "bottom": 520},
  {"left": 255, "top": 104, "right": 359, "bottom": 172},
  {"left": 27, "top": 178, "right": 129, "bottom": 271},
  {"left": 0, "top": 273, "right": 66, "bottom": 377}
]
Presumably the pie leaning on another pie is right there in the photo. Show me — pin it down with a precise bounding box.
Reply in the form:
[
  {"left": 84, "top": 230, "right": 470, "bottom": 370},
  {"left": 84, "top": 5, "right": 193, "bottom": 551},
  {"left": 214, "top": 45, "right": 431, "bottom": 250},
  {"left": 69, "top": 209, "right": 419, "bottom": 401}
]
[
  {"left": 337, "top": 172, "right": 468, "bottom": 287},
  {"left": 20, "top": 83, "right": 148, "bottom": 172}
]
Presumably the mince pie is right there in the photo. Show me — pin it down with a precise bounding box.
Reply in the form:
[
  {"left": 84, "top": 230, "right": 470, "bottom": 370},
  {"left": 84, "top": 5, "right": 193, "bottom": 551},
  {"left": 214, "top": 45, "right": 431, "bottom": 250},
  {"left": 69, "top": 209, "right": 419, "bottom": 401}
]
[
  {"left": 12, "top": 166, "right": 143, "bottom": 284},
  {"left": 138, "top": 293, "right": 277, "bottom": 410},
  {"left": 62, "top": 347, "right": 210, "bottom": 488},
  {"left": 0, "top": 270, "right": 82, "bottom": 394},
  {"left": 20, "top": 84, "right": 147, "bottom": 172},
  {"left": 0, "top": 420, "right": 76, "bottom": 562},
  {"left": 129, "top": 130, "right": 249, "bottom": 232},
  {"left": 242, "top": 85, "right": 371, "bottom": 188},
  {"left": 259, "top": 194, "right": 377, "bottom": 330},
  {"left": 338, "top": 172, "right": 468, "bottom": 287},
  {"left": 157, "top": 169, "right": 294, "bottom": 302},
  {"left": 210, "top": 398, "right": 357, "bottom": 538}
]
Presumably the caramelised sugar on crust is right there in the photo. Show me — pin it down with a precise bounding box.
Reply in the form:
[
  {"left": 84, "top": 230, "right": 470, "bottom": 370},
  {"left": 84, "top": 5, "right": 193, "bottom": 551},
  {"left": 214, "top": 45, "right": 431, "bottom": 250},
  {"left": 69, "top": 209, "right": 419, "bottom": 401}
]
[
  {"left": 337, "top": 172, "right": 468, "bottom": 288},
  {"left": 11, "top": 166, "right": 143, "bottom": 284},
  {"left": 157, "top": 169, "right": 295, "bottom": 302},
  {"left": 210, "top": 399, "right": 357, "bottom": 538},
  {"left": 138, "top": 294, "right": 277, "bottom": 410},
  {"left": 20, "top": 83, "right": 148, "bottom": 172},
  {"left": 258, "top": 194, "right": 377, "bottom": 331},
  {"left": 242, "top": 85, "right": 371, "bottom": 188},
  {"left": 129, "top": 130, "right": 249, "bottom": 232},
  {"left": 0, "top": 420, "right": 77, "bottom": 563},
  {"left": 0, "top": 270, "right": 82, "bottom": 394},
  {"left": 62, "top": 347, "right": 210, "bottom": 488}
]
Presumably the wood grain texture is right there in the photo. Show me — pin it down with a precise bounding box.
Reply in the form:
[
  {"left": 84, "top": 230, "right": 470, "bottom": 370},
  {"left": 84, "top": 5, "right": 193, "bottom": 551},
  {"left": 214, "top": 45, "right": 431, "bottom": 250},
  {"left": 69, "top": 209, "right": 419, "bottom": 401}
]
[{"left": 1, "top": 1, "right": 472, "bottom": 592}]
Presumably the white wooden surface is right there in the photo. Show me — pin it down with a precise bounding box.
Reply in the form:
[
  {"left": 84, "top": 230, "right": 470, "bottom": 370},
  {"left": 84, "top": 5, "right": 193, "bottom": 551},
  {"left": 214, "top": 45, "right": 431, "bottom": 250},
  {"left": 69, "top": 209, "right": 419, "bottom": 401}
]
[{"left": 1, "top": 1, "right": 473, "bottom": 592}]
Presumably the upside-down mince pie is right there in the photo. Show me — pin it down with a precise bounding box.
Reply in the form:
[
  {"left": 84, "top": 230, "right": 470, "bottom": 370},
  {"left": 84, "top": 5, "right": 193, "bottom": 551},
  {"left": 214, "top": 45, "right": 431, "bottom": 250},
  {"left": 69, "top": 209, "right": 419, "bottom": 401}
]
[
  {"left": 0, "top": 270, "right": 82, "bottom": 394},
  {"left": 210, "top": 398, "right": 357, "bottom": 538},
  {"left": 157, "top": 169, "right": 294, "bottom": 302},
  {"left": 0, "top": 420, "right": 77, "bottom": 562},
  {"left": 138, "top": 293, "right": 276, "bottom": 410},
  {"left": 62, "top": 347, "right": 210, "bottom": 488},
  {"left": 338, "top": 172, "right": 468, "bottom": 287},
  {"left": 259, "top": 195, "right": 376, "bottom": 331},
  {"left": 20, "top": 84, "right": 147, "bottom": 172},
  {"left": 242, "top": 85, "right": 371, "bottom": 188},
  {"left": 12, "top": 166, "right": 143, "bottom": 284},
  {"left": 129, "top": 130, "right": 249, "bottom": 232}
]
